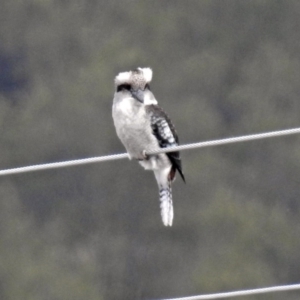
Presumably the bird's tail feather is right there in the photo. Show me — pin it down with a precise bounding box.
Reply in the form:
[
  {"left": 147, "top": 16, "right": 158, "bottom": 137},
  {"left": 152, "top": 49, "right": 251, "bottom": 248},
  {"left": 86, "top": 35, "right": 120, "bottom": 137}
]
[{"left": 159, "top": 181, "right": 173, "bottom": 226}]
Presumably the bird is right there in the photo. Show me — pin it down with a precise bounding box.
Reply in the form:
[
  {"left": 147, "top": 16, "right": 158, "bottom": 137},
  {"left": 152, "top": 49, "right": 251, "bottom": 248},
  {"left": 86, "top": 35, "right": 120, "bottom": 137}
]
[{"left": 112, "top": 67, "right": 185, "bottom": 226}]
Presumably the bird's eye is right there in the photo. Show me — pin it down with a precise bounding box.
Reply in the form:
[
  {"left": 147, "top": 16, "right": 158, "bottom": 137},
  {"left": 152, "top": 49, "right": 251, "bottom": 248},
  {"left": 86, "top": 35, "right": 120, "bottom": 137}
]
[
  {"left": 145, "top": 83, "right": 150, "bottom": 90},
  {"left": 117, "top": 84, "right": 131, "bottom": 92}
]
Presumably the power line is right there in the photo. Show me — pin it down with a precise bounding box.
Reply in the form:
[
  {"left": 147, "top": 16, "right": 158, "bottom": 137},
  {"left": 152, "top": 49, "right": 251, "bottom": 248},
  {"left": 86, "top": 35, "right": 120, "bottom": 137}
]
[
  {"left": 0, "top": 153, "right": 129, "bottom": 176},
  {"left": 148, "top": 126, "right": 300, "bottom": 155},
  {"left": 0, "top": 127, "right": 300, "bottom": 176},
  {"left": 161, "top": 283, "right": 300, "bottom": 300}
]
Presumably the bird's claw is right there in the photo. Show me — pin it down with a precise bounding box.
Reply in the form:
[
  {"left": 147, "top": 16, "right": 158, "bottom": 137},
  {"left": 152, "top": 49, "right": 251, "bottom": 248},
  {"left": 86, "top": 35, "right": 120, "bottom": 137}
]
[
  {"left": 137, "top": 150, "right": 148, "bottom": 161},
  {"left": 142, "top": 150, "right": 148, "bottom": 159}
]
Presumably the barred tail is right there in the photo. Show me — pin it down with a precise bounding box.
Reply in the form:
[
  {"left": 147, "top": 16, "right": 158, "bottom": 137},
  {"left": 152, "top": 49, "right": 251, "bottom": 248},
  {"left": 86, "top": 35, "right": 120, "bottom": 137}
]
[
  {"left": 154, "top": 167, "right": 174, "bottom": 226},
  {"left": 159, "top": 181, "right": 173, "bottom": 226}
]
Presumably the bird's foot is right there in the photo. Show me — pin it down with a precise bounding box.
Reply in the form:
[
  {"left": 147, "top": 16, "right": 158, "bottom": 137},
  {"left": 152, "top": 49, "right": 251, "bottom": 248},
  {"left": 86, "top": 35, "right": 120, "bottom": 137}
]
[
  {"left": 137, "top": 150, "right": 148, "bottom": 161},
  {"left": 142, "top": 150, "right": 148, "bottom": 159}
]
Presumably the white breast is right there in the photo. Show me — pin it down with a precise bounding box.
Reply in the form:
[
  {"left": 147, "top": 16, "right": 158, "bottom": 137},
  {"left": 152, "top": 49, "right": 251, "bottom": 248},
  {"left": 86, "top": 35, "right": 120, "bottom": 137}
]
[
  {"left": 115, "top": 97, "right": 136, "bottom": 118},
  {"left": 113, "top": 95, "right": 156, "bottom": 158}
]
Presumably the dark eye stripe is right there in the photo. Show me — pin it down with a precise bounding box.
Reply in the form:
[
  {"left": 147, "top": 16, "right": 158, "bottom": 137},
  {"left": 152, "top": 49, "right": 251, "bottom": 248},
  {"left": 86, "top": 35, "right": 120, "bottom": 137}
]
[{"left": 117, "top": 84, "right": 131, "bottom": 92}]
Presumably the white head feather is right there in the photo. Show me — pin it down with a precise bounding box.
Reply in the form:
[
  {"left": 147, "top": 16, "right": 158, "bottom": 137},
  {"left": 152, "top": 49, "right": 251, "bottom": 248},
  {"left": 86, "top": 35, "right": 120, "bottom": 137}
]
[
  {"left": 137, "top": 67, "right": 153, "bottom": 82},
  {"left": 115, "top": 67, "right": 153, "bottom": 86},
  {"left": 114, "top": 70, "right": 132, "bottom": 86}
]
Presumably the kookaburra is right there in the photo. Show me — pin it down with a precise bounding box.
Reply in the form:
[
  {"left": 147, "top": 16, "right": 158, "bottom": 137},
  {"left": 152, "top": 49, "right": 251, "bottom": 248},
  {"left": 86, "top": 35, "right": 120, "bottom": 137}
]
[{"left": 112, "top": 67, "right": 185, "bottom": 226}]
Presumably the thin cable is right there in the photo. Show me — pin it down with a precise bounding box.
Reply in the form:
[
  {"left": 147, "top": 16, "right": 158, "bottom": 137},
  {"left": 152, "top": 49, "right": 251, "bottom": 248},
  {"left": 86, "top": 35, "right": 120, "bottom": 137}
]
[
  {"left": 148, "top": 127, "right": 300, "bottom": 155},
  {"left": 0, "top": 153, "right": 129, "bottom": 176},
  {"left": 161, "top": 283, "right": 300, "bottom": 300},
  {"left": 1, "top": 127, "right": 300, "bottom": 176}
]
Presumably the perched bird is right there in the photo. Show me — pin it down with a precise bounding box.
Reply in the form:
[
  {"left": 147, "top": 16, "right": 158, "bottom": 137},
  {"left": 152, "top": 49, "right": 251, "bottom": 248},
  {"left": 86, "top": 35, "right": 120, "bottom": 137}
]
[{"left": 112, "top": 67, "right": 185, "bottom": 226}]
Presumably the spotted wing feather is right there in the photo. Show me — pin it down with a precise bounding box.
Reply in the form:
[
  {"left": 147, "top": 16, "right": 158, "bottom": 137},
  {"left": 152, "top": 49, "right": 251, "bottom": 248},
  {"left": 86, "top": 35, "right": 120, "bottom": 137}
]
[{"left": 147, "top": 105, "right": 185, "bottom": 182}]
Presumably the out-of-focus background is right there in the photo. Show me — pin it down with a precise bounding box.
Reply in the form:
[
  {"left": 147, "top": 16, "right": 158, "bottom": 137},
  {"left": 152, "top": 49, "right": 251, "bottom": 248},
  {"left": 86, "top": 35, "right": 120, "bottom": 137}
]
[{"left": 1, "top": 1, "right": 300, "bottom": 299}]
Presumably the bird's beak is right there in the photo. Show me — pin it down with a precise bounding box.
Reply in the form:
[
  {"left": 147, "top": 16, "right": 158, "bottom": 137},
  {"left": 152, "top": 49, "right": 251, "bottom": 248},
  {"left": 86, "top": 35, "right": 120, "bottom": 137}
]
[{"left": 131, "top": 88, "right": 144, "bottom": 103}]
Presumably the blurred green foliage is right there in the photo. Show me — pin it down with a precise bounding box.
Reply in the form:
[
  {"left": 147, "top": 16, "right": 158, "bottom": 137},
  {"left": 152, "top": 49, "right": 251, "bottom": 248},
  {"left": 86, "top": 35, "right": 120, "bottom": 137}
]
[{"left": 0, "top": 1, "right": 300, "bottom": 299}]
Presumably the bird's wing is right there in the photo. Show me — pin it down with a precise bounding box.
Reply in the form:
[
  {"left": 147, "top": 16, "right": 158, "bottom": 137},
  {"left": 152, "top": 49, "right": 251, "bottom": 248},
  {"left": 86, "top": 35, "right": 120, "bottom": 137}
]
[{"left": 146, "top": 105, "right": 185, "bottom": 182}]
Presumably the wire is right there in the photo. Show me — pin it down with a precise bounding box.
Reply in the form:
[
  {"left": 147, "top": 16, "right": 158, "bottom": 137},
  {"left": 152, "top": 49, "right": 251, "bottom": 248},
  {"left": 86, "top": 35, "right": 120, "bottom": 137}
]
[
  {"left": 0, "top": 127, "right": 300, "bottom": 176},
  {"left": 161, "top": 283, "right": 300, "bottom": 300},
  {"left": 148, "top": 127, "right": 300, "bottom": 155},
  {"left": 0, "top": 153, "right": 129, "bottom": 176}
]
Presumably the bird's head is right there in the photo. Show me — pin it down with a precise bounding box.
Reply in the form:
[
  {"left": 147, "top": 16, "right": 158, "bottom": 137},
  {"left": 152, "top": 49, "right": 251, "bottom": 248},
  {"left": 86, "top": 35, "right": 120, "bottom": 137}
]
[{"left": 114, "top": 67, "right": 157, "bottom": 105}]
